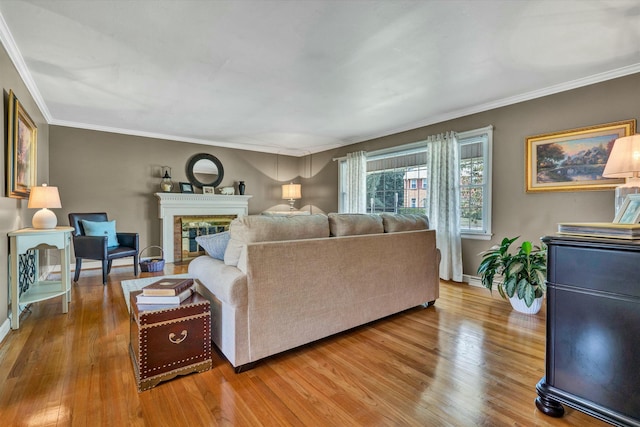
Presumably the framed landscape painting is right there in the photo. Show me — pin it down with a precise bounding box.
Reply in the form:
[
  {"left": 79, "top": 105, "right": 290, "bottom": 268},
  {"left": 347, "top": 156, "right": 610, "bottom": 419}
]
[
  {"left": 526, "top": 119, "right": 636, "bottom": 192},
  {"left": 6, "top": 90, "right": 37, "bottom": 199}
]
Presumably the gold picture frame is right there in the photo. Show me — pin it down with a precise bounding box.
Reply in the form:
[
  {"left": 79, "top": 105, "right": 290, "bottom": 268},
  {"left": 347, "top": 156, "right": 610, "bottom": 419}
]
[
  {"left": 526, "top": 119, "right": 636, "bottom": 193},
  {"left": 6, "top": 90, "right": 37, "bottom": 198}
]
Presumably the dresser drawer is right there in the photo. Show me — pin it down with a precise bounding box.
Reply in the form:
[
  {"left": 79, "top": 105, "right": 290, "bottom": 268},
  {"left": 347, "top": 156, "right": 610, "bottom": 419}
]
[{"left": 549, "top": 244, "right": 640, "bottom": 298}]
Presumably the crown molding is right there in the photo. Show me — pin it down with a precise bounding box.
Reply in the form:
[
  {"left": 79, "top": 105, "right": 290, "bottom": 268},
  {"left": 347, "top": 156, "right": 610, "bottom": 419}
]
[
  {"left": 344, "top": 63, "right": 640, "bottom": 145},
  {"left": 0, "top": 12, "right": 52, "bottom": 122}
]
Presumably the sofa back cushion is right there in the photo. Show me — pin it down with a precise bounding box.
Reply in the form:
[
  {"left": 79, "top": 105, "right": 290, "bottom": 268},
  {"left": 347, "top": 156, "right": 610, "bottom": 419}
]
[
  {"left": 224, "top": 214, "right": 330, "bottom": 266},
  {"left": 328, "top": 213, "right": 384, "bottom": 237},
  {"left": 380, "top": 213, "right": 429, "bottom": 232}
]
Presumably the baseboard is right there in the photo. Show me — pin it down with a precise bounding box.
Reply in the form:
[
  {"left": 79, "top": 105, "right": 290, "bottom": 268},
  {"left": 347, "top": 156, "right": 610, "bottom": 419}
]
[
  {"left": 464, "top": 274, "right": 483, "bottom": 287},
  {"left": 0, "top": 318, "right": 10, "bottom": 345}
]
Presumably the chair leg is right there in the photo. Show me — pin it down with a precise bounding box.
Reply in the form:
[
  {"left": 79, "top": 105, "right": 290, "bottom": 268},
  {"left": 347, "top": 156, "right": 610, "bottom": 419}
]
[
  {"left": 107, "top": 260, "right": 113, "bottom": 274},
  {"left": 133, "top": 253, "right": 139, "bottom": 276},
  {"left": 102, "top": 260, "right": 109, "bottom": 285},
  {"left": 74, "top": 258, "right": 82, "bottom": 282}
]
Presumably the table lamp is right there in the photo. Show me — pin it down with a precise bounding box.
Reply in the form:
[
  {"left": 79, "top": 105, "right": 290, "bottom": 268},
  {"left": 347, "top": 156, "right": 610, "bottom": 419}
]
[
  {"left": 28, "top": 184, "right": 62, "bottom": 229},
  {"left": 603, "top": 134, "right": 640, "bottom": 215},
  {"left": 282, "top": 183, "right": 302, "bottom": 210}
]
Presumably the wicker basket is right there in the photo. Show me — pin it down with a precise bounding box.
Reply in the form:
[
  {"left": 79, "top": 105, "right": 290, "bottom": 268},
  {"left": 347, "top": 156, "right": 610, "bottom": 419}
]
[{"left": 139, "top": 245, "right": 165, "bottom": 272}]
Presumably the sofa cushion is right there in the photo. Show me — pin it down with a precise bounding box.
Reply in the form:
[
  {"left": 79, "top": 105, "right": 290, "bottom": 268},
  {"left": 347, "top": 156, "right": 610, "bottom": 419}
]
[
  {"left": 224, "top": 214, "right": 330, "bottom": 266},
  {"left": 196, "top": 231, "right": 230, "bottom": 260},
  {"left": 327, "top": 213, "right": 384, "bottom": 237},
  {"left": 381, "top": 213, "right": 429, "bottom": 232}
]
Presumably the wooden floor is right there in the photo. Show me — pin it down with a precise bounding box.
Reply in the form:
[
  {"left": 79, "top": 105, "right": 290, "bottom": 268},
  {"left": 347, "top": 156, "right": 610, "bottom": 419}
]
[{"left": 0, "top": 264, "right": 608, "bottom": 427}]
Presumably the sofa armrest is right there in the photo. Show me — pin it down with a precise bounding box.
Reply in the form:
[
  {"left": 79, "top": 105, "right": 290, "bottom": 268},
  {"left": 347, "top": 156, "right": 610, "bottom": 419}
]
[{"left": 188, "top": 255, "right": 248, "bottom": 307}]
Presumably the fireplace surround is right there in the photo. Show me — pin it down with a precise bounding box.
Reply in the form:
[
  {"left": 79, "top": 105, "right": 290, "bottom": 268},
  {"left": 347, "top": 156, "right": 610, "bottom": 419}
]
[{"left": 155, "top": 193, "right": 251, "bottom": 263}]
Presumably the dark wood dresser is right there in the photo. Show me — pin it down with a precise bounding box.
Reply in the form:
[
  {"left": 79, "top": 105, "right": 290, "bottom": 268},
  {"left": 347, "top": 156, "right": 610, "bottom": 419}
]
[{"left": 536, "top": 235, "right": 640, "bottom": 426}]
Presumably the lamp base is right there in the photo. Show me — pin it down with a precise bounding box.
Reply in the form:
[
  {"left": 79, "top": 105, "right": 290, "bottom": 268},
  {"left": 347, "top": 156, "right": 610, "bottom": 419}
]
[
  {"left": 615, "top": 181, "right": 640, "bottom": 216},
  {"left": 32, "top": 208, "right": 58, "bottom": 229}
]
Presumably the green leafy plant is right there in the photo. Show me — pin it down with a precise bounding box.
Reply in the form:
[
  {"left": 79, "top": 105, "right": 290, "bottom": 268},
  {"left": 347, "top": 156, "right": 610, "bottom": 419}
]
[{"left": 477, "top": 236, "right": 547, "bottom": 307}]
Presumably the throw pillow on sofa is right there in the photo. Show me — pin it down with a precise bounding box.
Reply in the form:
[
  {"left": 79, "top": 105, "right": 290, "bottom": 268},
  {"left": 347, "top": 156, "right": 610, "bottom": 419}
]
[
  {"left": 196, "top": 231, "right": 230, "bottom": 260},
  {"left": 327, "top": 213, "right": 384, "bottom": 236},
  {"left": 380, "top": 213, "right": 429, "bottom": 232}
]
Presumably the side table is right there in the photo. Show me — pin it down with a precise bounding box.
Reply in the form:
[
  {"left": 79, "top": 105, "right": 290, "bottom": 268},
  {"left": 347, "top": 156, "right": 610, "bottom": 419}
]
[
  {"left": 8, "top": 227, "right": 73, "bottom": 329},
  {"left": 129, "top": 290, "right": 212, "bottom": 391}
]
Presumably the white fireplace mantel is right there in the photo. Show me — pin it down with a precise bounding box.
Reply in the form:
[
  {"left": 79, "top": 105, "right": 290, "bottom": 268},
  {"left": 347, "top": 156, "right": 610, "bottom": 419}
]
[{"left": 155, "top": 193, "right": 252, "bottom": 263}]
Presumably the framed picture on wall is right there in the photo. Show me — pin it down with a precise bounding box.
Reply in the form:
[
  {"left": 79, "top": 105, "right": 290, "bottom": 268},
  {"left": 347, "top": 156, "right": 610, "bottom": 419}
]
[
  {"left": 6, "top": 90, "right": 37, "bottom": 199},
  {"left": 179, "top": 182, "right": 194, "bottom": 193},
  {"left": 526, "top": 119, "right": 636, "bottom": 192}
]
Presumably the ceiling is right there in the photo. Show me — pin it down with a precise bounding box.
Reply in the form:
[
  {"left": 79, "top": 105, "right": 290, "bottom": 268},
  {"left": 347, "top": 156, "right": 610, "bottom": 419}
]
[{"left": 0, "top": 0, "right": 639, "bottom": 156}]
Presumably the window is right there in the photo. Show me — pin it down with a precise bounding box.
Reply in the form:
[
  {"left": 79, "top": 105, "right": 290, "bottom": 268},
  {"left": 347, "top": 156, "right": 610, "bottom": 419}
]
[
  {"left": 338, "top": 125, "right": 492, "bottom": 239},
  {"left": 458, "top": 126, "right": 492, "bottom": 239}
]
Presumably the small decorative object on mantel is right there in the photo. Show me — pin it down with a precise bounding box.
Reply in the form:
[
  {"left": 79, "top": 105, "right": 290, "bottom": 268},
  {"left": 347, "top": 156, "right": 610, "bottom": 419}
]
[
  {"left": 202, "top": 186, "right": 215, "bottom": 194},
  {"left": 160, "top": 166, "right": 173, "bottom": 192},
  {"left": 180, "top": 182, "right": 194, "bottom": 193},
  {"left": 220, "top": 186, "right": 234, "bottom": 195},
  {"left": 238, "top": 181, "right": 246, "bottom": 195}
]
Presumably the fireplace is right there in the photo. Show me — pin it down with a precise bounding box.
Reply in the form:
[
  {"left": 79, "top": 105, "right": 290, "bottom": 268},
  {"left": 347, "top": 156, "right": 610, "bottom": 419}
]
[
  {"left": 176, "top": 215, "right": 235, "bottom": 262},
  {"left": 156, "top": 193, "right": 252, "bottom": 263}
]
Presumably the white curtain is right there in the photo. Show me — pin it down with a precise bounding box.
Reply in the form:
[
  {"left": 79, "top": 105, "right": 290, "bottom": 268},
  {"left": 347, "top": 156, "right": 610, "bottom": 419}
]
[
  {"left": 344, "top": 151, "right": 367, "bottom": 213},
  {"left": 426, "top": 131, "right": 463, "bottom": 282}
]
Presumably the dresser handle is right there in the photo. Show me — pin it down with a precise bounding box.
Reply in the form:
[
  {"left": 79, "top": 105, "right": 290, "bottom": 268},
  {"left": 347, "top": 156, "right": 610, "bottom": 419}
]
[{"left": 169, "top": 330, "right": 188, "bottom": 344}]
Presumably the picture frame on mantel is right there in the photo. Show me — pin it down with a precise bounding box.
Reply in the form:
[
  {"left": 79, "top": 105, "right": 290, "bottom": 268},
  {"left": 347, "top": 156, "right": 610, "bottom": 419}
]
[
  {"left": 6, "top": 90, "right": 37, "bottom": 199},
  {"left": 526, "top": 119, "right": 636, "bottom": 193},
  {"left": 179, "top": 182, "right": 194, "bottom": 193}
]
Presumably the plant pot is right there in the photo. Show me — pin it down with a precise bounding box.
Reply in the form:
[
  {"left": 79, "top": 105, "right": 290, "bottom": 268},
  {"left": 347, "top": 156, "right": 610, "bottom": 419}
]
[{"left": 509, "top": 295, "right": 543, "bottom": 315}]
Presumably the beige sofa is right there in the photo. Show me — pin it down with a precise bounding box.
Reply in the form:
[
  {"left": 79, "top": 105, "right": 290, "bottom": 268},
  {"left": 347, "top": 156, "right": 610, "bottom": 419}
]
[{"left": 188, "top": 213, "right": 440, "bottom": 371}]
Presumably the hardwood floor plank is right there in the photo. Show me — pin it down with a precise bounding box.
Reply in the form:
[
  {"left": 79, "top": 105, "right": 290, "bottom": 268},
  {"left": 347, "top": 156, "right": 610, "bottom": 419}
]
[{"left": 0, "top": 265, "right": 609, "bottom": 426}]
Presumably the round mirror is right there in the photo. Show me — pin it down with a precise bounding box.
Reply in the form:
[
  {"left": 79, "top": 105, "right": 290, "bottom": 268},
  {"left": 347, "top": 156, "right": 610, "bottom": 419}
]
[{"left": 186, "top": 153, "right": 224, "bottom": 188}]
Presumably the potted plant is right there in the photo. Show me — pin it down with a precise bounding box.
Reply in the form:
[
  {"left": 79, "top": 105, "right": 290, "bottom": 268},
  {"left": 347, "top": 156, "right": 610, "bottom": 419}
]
[{"left": 477, "top": 236, "right": 547, "bottom": 314}]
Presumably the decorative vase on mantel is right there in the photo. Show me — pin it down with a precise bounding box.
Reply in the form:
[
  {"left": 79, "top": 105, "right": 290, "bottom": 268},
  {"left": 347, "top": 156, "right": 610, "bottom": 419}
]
[{"left": 238, "top": 181, "right": 245, "bottom": 195}]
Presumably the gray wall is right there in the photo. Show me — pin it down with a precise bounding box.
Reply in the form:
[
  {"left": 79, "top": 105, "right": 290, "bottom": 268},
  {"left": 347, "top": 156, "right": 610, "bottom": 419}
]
[
  {"left": 49, "top": 127, "right": 331, "bottom": 256},
  {"left": 0, "top": 44, "right": 50, "bottom": 330},
  {"left": 326, "top": 73, "right": 640, "bottom": 276},
  {"left": 51, "top": 72, "right": 639, "bottom": 279}
]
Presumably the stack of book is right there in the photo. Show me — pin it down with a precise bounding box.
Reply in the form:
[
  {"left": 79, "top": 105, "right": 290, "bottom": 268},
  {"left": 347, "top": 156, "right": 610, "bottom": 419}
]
[
  {"left": 557, "top": 222, "right": 640, "bottom": 240},
  {"left": 136, "top": 278, "right": 195, "bottom": 311}
]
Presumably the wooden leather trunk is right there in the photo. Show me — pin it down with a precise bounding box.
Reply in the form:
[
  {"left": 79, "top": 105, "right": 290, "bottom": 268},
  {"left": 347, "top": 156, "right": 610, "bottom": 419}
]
[{"left": 129, "top": 290, "right": 212, "bottom": 392}]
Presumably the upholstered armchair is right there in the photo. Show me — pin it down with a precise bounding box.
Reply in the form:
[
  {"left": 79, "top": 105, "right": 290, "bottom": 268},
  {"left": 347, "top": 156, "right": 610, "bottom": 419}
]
[{"left": 68, "top": 212, "right": 139, "bottom": 285}]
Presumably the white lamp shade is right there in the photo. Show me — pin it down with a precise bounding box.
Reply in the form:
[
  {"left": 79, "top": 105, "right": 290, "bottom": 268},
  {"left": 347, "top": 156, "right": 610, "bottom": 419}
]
[
  {"left": 603, "top": 134, "right": 640, "bottom": 178},
  {"left": 282, "top": 183, "right": 302, "bottom": 200},
  {"left": 28, "top": 184, "right": 61, "bottom": 229},
  {"left": 28, "top": 184, "right": 62, "bottom": 208}
]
